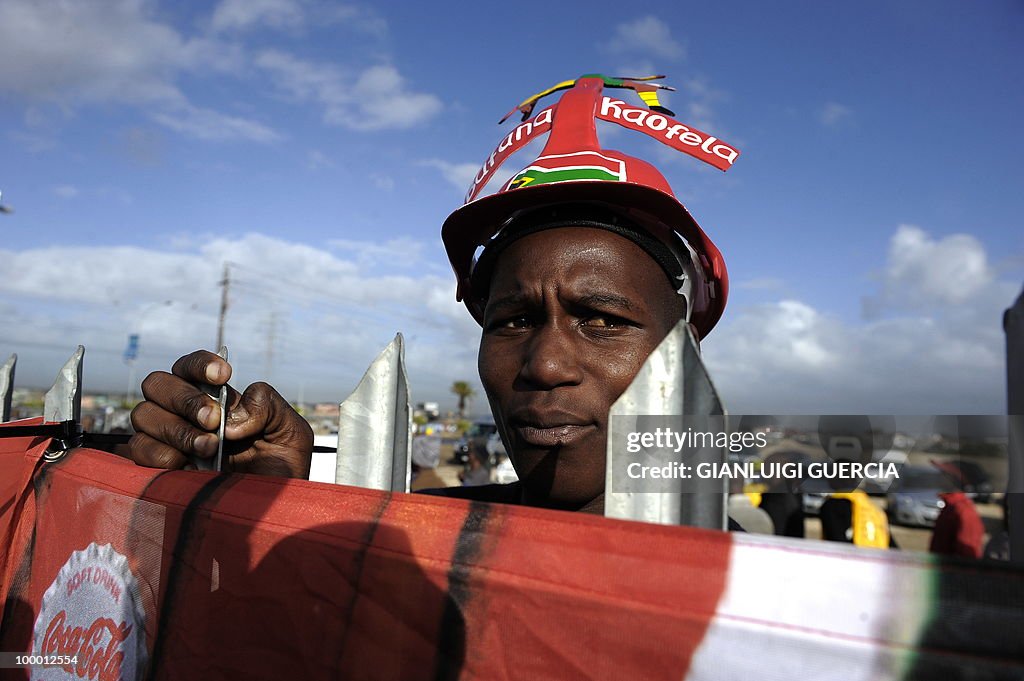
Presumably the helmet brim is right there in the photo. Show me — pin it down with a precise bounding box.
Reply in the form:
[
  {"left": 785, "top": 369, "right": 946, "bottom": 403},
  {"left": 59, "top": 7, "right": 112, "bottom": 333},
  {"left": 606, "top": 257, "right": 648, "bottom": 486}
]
[{"left": 441, "top": 180, "right": 728, "bottom": 337}]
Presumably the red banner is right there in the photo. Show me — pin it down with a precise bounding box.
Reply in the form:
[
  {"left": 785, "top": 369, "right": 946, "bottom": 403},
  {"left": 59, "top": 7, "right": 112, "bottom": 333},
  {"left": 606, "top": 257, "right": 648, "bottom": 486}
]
[
  {"left": 596, "top": 97, "right": 739, "bottom": 172},
  {"left": 3, "top": 424, "right": 1022, "bottom": 679},
  {"left": 465, "top": 106, "right": 554, "bottom": 203},
  {"left": 0, "top": 428, "right": 729, "bottom": 680}
]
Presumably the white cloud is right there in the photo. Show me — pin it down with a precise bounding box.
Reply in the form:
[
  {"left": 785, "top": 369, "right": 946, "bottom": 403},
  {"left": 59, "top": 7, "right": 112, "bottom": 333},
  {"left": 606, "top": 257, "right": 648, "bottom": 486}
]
[
  {"left": 8, "top": 130, "right": 57, "bottom": 153},
  {"left": 678, "top": 76, "right": 726, "bottom": 134},
  {"left": 603, "top": 17, "right": 734, "bottom": 146},
  {"left": 863, "top": 225, "right": 994, "bottom": 317},
  {"left": 609, "top": 16, "right": 685, "bottom": 60},
  {"left": 323, "top": 4, "right": 388, "bottom": 38},
  {"left": 0, "top": 1, "right": 431, "bottom": 141},
  {"left": 327, "top": 236, "right": 424, "bottom": 268},
  {"left": 704, "top": 225, "right": 1016, "bottom": 413},
  {"left": 209, "top": 0, "right": 387, "bottom": 38},
  {"left": 735, "top": 277, "right": 785, "bottom": 291},
  {"left": 0, "top": 233, "right": 480, "bottom": 406},
  {"left": 419, "top": 158, "right": 518, "bottom": 197},
  {"left": 150, "top": 103, "right": 281, "bottom": 142},
  {"left": 820, "top": 101, "right": 853, "bottom": 127},
  {"left": 96, "top": 186, "right": 135, "bottom": 205},
  {"left": 418, "top": 159, "right": 479, "bottom": 194},
  {"left": 53, "top": 185, "right": 79, "bottom": 199},
  {"left": 0, "top": 0, "right": 228, "bottom": 104},
  {"left": 306, "top": 150, "right": 335, "bottom": 170},
  {"left": 256, "top": 51, "right": 442, "bottom": 130},
  {"left": 3, "top": 224, "right": 1013, "bottom": 415},
  {"left": 210, "top": 0, "right": 305, "bottom": 32},
  {"left": 0, "top": 0, "right": 269, "bottom": 143}
]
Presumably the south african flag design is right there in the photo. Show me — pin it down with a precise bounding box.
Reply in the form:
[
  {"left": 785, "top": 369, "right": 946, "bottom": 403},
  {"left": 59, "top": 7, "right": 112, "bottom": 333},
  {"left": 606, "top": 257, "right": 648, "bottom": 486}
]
[{"left": 506, "top": 151, "right": 627, "bottom": 190}]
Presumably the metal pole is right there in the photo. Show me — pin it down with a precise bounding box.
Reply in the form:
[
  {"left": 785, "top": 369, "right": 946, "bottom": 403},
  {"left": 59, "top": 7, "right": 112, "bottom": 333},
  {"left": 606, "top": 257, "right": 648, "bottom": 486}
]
[
  {"left": 44, "top": 346, "right": 84, "bottom": 424},
  {"left": 335, "top": 334, "right": 412, "bottom": 492},
  {"left": 605, "top": 321, "right": 727, "bottom": 529},
  {"left": 1005, "top": 285, "right": 1024, "bottom": 561},
  {"left": 126, "top": 359, "right": 137, "bottom": 406},
  {"left": 1, "top": 354, "right": 15, "bottom": 422},
  {"left": 216, "top": 263, "right": 230, "bottom": 350}
]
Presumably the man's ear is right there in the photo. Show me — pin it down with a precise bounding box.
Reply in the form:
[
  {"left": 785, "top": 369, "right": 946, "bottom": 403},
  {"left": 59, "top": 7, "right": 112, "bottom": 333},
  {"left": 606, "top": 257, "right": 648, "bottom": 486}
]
[{"left": 687, "top": 322, "right": 702, "bottom": 353}]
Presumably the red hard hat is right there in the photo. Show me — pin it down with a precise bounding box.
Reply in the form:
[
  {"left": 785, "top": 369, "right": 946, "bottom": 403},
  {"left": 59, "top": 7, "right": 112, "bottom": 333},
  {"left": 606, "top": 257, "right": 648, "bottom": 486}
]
[{"left": 441, "top": 76, "right": 729, "bottom": 338}]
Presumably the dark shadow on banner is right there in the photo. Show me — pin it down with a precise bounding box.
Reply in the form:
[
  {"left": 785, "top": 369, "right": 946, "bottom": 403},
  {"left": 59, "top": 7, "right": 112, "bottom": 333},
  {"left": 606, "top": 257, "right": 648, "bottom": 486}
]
[{"left": 0, "top": 449, "right": 466, "bottom": 681}]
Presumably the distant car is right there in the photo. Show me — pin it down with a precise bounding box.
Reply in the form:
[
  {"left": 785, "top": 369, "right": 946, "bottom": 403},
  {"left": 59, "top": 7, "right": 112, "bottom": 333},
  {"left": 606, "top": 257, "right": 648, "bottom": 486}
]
[
  {"left": 486, "top": 432, "right": 506, "bottom": 460},
  {"left": 800, "top": 476, "right": 833, "bottom": 516},
  {"left": 450, "top": 419, "right": 498, "bottom": 465},
  {"left": 886, "top": 465, "right": 956, "bottom": 528},
  {"left": 939, "top": 460, "right": 994, "bottom": 504},
  {"left": 422, "top": 421, "right": 445, "bottom": 436},
  {"left": 495, "top": 457, "right": 519, "bottom": 484},
  {"left": 826, "top": 436, "right": 863, "bottom": 461},
  {"left": 728, "top": 446, "right": 761, "bottom": 465}
]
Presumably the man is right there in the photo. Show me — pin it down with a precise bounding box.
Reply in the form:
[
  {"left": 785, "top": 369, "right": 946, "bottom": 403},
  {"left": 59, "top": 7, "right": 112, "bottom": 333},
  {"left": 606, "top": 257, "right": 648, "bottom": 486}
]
[{"left": 128, "top": 75, "right": 732, "bottom": 515}]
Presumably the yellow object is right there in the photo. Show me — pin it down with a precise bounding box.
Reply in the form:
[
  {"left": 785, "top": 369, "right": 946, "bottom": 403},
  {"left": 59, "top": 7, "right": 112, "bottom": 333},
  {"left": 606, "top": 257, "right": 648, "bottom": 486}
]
[
  {"left": 746, "top": 491, "right": 763, "bottom": 508},
  {"left": 745, "top": 482, "right": 768, "bottom": 496},
  {"left": 638, "top": 90, "right": 663, "bottom": 110},
  {"left": 830, "top": 490, "right": 890, "bottom": 548}
]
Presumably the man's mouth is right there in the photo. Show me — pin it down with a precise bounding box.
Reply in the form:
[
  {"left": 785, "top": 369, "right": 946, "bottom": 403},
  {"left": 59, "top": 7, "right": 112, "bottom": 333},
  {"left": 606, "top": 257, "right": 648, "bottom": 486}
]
[{"left": 512, "top": 423, "right": 595, "bottom": 447}]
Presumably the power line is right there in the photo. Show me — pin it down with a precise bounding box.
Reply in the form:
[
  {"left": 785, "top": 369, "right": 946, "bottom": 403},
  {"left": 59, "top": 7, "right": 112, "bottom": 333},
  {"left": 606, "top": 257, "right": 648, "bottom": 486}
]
[{"left": 216, "top": 262, "right": 230, "bottom": 350}]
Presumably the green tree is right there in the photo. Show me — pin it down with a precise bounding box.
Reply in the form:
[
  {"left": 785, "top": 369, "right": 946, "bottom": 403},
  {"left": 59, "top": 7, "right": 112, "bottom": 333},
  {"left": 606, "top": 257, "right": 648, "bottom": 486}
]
[{"left": 451, "top": 381, "right": 475, "bottom": 418}]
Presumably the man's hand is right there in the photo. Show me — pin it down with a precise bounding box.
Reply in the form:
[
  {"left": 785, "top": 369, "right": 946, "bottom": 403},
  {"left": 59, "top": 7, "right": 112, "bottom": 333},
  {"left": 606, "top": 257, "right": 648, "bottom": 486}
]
[{"left": 129, "top": 350, "right": 313, "bottom": 478}]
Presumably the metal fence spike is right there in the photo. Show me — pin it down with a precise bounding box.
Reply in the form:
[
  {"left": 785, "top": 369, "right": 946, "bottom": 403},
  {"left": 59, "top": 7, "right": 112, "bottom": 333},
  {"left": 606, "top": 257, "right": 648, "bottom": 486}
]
[
  {"left": 195, "top": 346, "right": 229, "bottom": 472},
  {"left": 44, "top": 346, "right": 84, "bottom": 424},
  {"left": 605, "top": 321, "right": 727, "bottom": 529},
  {"left": 1, "top": 353, "right": 16, "bottom": 422},
  {"left": 335, "top": 334, "right": 412, "bottom": 492}
]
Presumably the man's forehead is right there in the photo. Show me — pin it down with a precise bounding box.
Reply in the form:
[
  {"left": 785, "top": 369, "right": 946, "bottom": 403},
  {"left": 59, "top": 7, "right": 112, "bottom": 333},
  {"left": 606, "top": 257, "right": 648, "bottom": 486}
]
[
  {"left": 486, "top": 275, "right": 648, "bottom": 311},
  {"left": 491, "top": 227, "right": 654, "bottom": 272},
  {"left": 481, "top": 225, "right": 683, "bottom": 319}
]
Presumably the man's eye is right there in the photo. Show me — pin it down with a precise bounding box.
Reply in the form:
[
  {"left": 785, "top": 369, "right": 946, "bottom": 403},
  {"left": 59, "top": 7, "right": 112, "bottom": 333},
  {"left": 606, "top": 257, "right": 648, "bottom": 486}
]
[
  {"left": 485, "top": 315, "right": 530, "bottom": 331},
  {"left": 581, "top": 315, "right": 622, "bottom": 328}
]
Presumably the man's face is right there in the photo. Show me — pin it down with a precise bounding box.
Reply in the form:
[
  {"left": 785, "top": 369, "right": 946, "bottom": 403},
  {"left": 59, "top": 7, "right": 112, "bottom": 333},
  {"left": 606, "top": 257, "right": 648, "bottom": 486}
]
[{"left": 478, "top": 226, "right": 684, "bottom": 511}]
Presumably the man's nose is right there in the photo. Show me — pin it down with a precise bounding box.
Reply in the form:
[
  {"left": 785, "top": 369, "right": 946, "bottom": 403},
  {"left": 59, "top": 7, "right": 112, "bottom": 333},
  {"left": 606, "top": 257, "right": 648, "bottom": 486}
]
[{"left": 518, "top": 322, "right": 583, "bottom": 389}]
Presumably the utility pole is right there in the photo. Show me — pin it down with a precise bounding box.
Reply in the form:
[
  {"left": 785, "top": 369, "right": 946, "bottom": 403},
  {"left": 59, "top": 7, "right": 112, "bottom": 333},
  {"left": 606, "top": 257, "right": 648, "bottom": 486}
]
[
  {"left": 264, "top": 307, "right": 277, "bottom": 380},
  {"left": 216, "top": 262, "right": 230, "bottom": 350},
  {"left": 1006, "top": 286, "right": 1024, "bottom": 562}
]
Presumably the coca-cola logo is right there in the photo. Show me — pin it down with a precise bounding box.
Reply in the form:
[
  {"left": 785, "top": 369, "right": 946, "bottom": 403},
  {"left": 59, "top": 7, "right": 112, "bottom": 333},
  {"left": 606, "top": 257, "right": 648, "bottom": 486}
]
[
  {"left": 32, "top": 543, "right": 147, "bottom": 680},
  {"left": 40, "top": 610, "right": 132, "bottom": 681}
]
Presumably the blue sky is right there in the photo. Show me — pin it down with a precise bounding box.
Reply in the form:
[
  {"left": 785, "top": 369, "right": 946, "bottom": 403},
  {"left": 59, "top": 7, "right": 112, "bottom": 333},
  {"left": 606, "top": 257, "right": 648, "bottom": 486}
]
[{"left": 1, "top": 0, "right": 1022, "bottom": 414}]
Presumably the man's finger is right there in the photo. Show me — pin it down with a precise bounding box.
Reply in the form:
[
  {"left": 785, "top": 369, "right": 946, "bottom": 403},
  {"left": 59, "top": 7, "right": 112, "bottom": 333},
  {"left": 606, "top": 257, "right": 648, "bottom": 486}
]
[
  {"left": 223, "top": 381, "right": 313, "bottom": 479},
  {"left": 171, "top": 349, "right": 232, "bottom": 386},
  {"left": 224, "top": 381, "right": 289, "bottom": 440},
  {"left": 140, "top": 371, "right": 222, "bottom": 431},
  {"left": 127, "top": 432, "right": 190, "bottom": 470},
  {"left": 131, "top": 401, "right": 220, "bottom": 457}
]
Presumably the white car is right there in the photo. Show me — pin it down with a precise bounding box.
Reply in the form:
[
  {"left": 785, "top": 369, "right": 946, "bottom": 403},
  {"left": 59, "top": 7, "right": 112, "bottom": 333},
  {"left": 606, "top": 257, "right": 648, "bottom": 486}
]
[
  {"left": 495, "top": 457, "right": 519, "bottom": 484},
  {"left": 486, "top": 432, "right": 507, "bottom": 458}
]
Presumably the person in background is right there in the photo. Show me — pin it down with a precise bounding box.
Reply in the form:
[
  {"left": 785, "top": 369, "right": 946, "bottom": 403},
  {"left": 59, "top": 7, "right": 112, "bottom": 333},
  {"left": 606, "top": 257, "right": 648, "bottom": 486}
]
[
  {"left": 983, "top": 494, "right": 1010, "bottom": 562},
  {"left": 409, "top": 434, "right": 447, "bottom": 492},
  {"left": 458, "top": 449, "right": 491, "bottom": 487},
  {"left": 929, "top": 461, "right": 985, "bottom": 559},
  {"left": 727, "top": 476, "right": 774, "bottom": 535},
  {"left": 757, "top": 454, "right": 805, "bottom": 538},
  {"left": 819, "top": 458, "right": 894, "bottom": 549}
]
